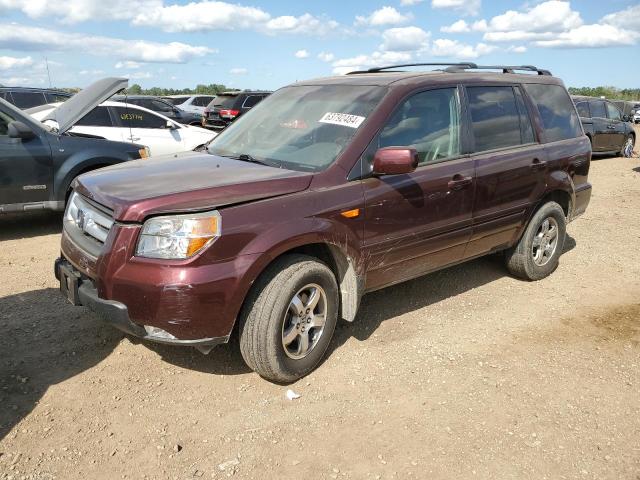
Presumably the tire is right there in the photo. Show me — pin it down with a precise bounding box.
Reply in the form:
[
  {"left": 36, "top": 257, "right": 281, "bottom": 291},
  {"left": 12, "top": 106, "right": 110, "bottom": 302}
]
[
  {"left": 505, "top": 201, "right": 566, "bottom": 281},
  {"left": 621, "top": 133, "right": 635, "bottom": 157},
  {"left": 238, "top": 254, "right": 339, "bottom": 383}
]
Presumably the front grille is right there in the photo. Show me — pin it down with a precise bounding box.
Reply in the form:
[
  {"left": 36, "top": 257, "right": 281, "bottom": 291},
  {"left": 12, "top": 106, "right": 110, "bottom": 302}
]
[{"left": 64, "top": 192, "right": 114, "bottom": 258}]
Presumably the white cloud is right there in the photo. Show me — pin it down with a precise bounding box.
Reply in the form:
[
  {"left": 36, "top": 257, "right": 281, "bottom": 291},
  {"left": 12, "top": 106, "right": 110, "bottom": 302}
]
[
  {"left": 355, "top": 6, "right": 411, "bottom": 27},
  {"left": 380, "top": 26, "right": 430, "bottom": 51},
  {"left": 601, "top": 4, "right": 640, "bottom": 32},
  {"left": 441, "top": 19, "right": 486, "bottom": 33},
  {"left": 318, "top": 51, "right": 334, "bottom": 62},
  {"left": 79, "top": 69, "right": 105, "bottom": 75},
  {"left": 265, "top": 13, "right": 339, "bottom": 36},
  {"left": 332, "top": 50, "right": 413, "bottom": 75},
  {"left": 533, "top": 24, "right": 637, "bottom": 48},
  {"left": 0, "top": 0, "right": 161, "bottom": 23},
  {"left": 400, "top": 0, "right": 423, "bottom": 5},
  {"left": 432, "top": 0, "right": 481, "bottom": 16},
  {"left": 229, "top": 67, "right": 248, "bottom": 75},
  {"left": 294, "top": 49, "right": 309, "bottom": 59},
  {"left": 430, "top": 39, "right": 495, "bottom": 58},
  {"left": 0, "top": 23, "right": 213, "bottom": 63},
  {"left": 115, "top": 61, "right": 142, "bottom": 69},
  {"left": 486, "top": 1, "right": 581, "bottom": 34},
  {"left": 128, "top": 71, "right": 153, "bottom": 79},
  {"left": 0, "top": 55, "right": 33, "bottom": 70},
  {"left": 507, "top": 45, "right": 527, "bottom": 53}
]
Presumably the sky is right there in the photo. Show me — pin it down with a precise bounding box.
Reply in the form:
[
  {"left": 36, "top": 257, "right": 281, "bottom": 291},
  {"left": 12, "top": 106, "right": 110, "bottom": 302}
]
[{"left": 0, "top": 0, "right": 638, "bottom": 91}]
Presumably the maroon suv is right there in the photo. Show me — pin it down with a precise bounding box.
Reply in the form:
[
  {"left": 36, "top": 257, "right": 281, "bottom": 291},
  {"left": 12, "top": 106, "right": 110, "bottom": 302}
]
[{"left": 55, "top": 63, "right": 592, "bottom": 382}]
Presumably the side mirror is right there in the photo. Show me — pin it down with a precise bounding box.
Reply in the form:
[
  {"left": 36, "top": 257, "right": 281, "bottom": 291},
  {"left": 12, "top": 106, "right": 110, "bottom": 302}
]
[
  {"left": 373, "top": 147, "right": 418, "bottom": 175},
  {"left": 7, "top": 121, "right": 36, "bottom": 140},
  {"left": 165, "top": 120, "right": 178, "bottom": 130}
]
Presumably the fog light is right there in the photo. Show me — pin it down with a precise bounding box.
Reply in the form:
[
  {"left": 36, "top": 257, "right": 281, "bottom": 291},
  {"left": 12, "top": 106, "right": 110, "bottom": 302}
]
[{"left": 143, "top": 325, "right": 176, "bottom": 340}]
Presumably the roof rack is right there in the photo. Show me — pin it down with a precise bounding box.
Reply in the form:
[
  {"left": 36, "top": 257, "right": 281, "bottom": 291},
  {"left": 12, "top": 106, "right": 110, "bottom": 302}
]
[
  {"left": 347, "top": 62, "right": 551, "bottom": 76},
  {"left": 347, "top": 62, "right": 478, "bottom": 74},
  {"left": 444, "top": 64, "right": 552, "bottom": 75}
]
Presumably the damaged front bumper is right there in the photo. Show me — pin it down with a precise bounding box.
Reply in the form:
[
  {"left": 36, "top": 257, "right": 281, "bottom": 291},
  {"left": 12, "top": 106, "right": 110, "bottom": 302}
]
[{"left": 55, "top": 257, "right": 228, "bottom": 354}]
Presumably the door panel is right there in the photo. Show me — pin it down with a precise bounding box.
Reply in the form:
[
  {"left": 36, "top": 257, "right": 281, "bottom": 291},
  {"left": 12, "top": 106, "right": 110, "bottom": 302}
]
[
  {"left": 589, "top": 101, "right": 611, "bottom": 152},
  {"left": 605, "top": 102, "right": 625, "bottom": 150},
  {"left": 0, "top": 111, "right": 52, "bottom": 206}
]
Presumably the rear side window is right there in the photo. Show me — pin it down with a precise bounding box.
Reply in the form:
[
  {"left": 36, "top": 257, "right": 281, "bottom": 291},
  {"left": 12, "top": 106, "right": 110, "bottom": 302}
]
[
  {"left": 11, "top": 91, "right": 46, "bottom": 109},
  {"left": 377, "top": 87, "right": 461, "bottom": 165},
  {"left": 523, "top": 84, "right": 581, "bottom": 143},
  {"left": 46, "top": 92, "right": 70, "bottom": 103},
  {"left": 467, "top": 86, "right": 525, "bottom": 152},
  {"left": 76, "top": 106, "right": 113, "bottom": 127},
  {"left": 242, "top": 95, "right": 263, "bottom": 109},
  {"left": 113, "top": 106, "right": 167, "bottom": 129},
  {"left": 589, "top": 101, "right": 607, "bottom": 118},
  {"left": 576, "top": 102, "right": 590, "bottom": 118},
  {"left": 605, "top": 102, "right": 621, "bottom": 121}
]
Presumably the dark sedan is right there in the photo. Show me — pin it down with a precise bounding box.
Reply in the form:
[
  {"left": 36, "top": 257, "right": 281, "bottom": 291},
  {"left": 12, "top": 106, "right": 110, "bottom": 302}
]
[{"left": 112, "top": 95, "right": 202, "bottom": 125}]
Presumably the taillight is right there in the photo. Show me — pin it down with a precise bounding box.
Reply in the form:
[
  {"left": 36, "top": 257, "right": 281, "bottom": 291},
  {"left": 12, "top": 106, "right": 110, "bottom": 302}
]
[{"left": 219, "top": 109, "right": 240, "bottom": 119}]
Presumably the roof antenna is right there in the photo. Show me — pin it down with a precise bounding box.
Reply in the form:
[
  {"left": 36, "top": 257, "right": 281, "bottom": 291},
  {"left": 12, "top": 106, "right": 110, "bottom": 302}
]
[{"left": 45, "top": 57, "right": 52, "bottom": 88}]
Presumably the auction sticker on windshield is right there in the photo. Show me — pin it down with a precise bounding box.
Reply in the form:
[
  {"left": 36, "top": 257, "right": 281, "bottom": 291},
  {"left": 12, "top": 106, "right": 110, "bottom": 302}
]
[{"left": 319, "top": 112, "right": 365, "bottom": 129}]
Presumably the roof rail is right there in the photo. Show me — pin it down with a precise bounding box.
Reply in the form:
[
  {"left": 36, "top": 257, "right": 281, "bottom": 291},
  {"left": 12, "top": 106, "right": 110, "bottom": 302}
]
[
  {"left": 347, "top": 62, "right": 478, "bottom": 74},
  {"left": 444, "top": 64, "right": 552, "bottom": 75}
]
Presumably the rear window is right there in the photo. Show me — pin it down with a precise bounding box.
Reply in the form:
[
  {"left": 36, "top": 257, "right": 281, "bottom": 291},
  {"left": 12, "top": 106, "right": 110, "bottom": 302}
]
[
  {"left": 11, "top": 91, "right": 46, "bottom": 109},
  {"left": 76, "top": 106, "right": 113, "bottom": 127},
  {"left": 523, "top": 84, "right": 582, "bottom": 143},
  {"left": 163, "top": 97, "right": 188, "bottom": 105},
  {"left": 213, "top": 95, "right": 239, "bottom": 109}
]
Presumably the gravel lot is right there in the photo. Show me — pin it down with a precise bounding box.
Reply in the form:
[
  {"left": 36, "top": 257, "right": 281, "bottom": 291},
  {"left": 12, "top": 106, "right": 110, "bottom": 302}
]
[{"left": 1, "top": 129, "right": 639, "bottom": 479}]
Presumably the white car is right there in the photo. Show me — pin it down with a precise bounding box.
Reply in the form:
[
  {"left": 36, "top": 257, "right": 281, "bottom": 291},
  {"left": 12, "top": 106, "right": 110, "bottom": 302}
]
[
  {"left": 634, "top": 111, "right": 640, "bottom": 124},
  {"left": 162, "top": 95, "right": 216, "bottom": 115},
  {"left": 32, "top": 100, "right": 216, "bottom": 156}
]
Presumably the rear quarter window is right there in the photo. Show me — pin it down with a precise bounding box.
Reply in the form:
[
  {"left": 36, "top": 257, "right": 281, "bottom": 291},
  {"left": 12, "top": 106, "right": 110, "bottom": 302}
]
[{"left": 523, "top": 84, "right": 582, "bottom": 143}]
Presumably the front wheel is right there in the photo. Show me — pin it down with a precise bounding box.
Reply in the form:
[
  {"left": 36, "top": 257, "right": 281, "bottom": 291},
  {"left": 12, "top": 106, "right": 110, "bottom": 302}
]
[
  {"left": 505, "top": 201, "right": 566, "bottom": 281},
  {"left": 238, "top": 254, "right": 338, "bottom": 383}
]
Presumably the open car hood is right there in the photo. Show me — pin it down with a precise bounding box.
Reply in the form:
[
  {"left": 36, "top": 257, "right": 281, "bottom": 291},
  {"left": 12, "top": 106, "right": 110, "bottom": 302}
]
[{"left": 42, "top": 77, "right": 128, "bottom": 133}]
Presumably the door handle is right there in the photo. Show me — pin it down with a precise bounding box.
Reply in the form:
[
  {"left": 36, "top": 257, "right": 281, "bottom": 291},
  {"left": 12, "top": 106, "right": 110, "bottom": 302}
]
[
  {"left": 530, "top": 158, "right": 547, "bottom": 170},
  {"left": 447, "top": 175, "right": 473, "bottom": 190},
  {"left": 128, "top": 136, "right": 141, "bottom": 141},
  {"left": 607, "top": 125, "right": 616, "bottom": 130}
]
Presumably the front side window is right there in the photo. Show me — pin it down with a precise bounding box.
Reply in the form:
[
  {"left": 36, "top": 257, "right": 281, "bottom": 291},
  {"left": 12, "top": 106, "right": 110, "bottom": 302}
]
[
  {"left": 589, "top": 101, "right": 607, "bottom": 119},
  {"left": 576, "top": 102, "right": 590, "bottom": 118},
  {"left": 523, "top": 84, "right": 582, "bottom": 143},
  {"left": 467, "top": 86, "right": 525, "bottom": 152},
  {"left": 76, "top": 106, "right": 113, "bottom": 127},
  {"left": 605, "top": 102, "right": 621, "bottom": 121},
  {"left": 375, "top": 87, "right": 461, "bottom": 166},
  {"left": 208, "top": 84, "right": 386, "bottom": 172},
  {"left": 114, "top": 106, "right": 167, "bottom": 129}
]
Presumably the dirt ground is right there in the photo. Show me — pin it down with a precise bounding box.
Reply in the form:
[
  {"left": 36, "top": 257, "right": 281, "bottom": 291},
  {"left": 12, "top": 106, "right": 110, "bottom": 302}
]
[{"left": 1, "top": 130, "right": 640, "bottom": 480}]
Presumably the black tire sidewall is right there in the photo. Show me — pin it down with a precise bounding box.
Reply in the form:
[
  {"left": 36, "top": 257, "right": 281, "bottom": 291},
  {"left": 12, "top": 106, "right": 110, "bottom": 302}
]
[
  {"left": 265, "top": 263, "right": 339, "bottom": 380},
  {"left": 521, "top": 203, "right": 566, "bottom": 279}
]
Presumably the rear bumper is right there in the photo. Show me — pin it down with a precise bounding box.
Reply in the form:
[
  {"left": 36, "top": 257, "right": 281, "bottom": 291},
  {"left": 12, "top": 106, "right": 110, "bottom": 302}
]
[
  {"left": 570, "top": 182, "right": 592, "bottom": 222},
  {"left": 55, "top": 257, "right": 229, "bottom": 352}
]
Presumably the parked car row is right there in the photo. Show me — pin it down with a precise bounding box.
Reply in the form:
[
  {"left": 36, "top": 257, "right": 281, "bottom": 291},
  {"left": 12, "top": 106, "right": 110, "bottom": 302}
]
[
  {"left": 53, "top": 63, "right": 593, "bottom": 382},
  {"left": 0, "top": 86, "right": 72, "bottom": 109}
]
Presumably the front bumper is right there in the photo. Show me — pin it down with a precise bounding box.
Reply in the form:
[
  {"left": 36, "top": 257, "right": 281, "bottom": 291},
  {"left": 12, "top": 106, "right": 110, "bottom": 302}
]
[{"left": 55, "top": 257, "right": 229, "bottom": 352}]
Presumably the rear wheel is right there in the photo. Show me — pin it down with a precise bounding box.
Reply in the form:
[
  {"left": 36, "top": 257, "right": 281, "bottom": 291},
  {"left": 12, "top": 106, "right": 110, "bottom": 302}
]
[
  {"left": 505, "top": 201, "right": 566, "bottom": 281},
  {"left": 238, "top": 254, "right": 338, "bottom": 383}
]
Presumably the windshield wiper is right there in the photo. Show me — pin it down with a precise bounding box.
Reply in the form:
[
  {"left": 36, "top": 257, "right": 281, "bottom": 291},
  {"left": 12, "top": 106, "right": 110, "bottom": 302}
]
[{"left": 218, "top": 153, "right": 272, "bottom": 167}]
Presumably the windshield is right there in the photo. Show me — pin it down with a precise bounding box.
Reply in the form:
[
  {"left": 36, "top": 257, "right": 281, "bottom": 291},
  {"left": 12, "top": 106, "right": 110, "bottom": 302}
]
[
  {"left": 207, "top": 84, "right": 386, "bottom": 172},
  {"left": 164, "top": 97, "right": 190, "bottom": 105}
]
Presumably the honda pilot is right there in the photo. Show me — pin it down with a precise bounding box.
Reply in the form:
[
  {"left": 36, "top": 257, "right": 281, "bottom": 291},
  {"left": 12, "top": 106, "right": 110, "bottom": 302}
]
[{"left": 55, "top": 63, "right": 592, "bottom": 382}]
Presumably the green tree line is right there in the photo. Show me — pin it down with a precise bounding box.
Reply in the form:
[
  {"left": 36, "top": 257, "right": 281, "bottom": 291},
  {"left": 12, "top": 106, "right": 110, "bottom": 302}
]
[
  {"left": 568, "top": 86, "right": 640, "bottom": 101},
  {"left": 126, "top": 83, "right": 233, "bottom": 96}
]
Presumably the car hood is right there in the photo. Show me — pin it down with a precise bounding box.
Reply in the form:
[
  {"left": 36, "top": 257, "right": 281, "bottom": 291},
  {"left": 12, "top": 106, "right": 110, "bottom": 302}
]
[
  {"left": 42, "top": 77, "right": 127, "bottom": 133},
  {"left": 73, "top": 152, "right": 313, "bottom": 222}
]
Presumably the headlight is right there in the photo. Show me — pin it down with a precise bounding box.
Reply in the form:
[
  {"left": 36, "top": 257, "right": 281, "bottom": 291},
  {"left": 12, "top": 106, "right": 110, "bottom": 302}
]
[{"left": 136, "top": 211, "right": 221, "bottom": 259}]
